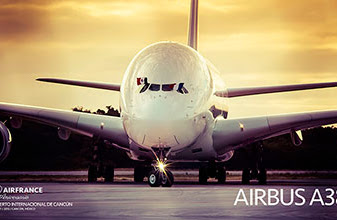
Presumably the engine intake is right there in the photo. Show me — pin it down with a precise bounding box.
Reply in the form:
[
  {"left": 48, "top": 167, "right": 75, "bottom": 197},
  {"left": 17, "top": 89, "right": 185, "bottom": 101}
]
[
  {"left": 0, "top": 122, "right": 12, "bottom": 163},
  {"left": 58, "top": 127, "right": 71, "bottom": 141},
  {"left": 218, "top": 150, "right": 234, "bottom": 161}
]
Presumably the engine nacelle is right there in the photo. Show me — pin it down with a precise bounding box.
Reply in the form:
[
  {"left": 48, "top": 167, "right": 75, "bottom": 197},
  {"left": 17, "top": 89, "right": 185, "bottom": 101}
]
[
  {"left": 10, "top": 117, "right": 22, "bottom": 129},
  {"left": 0, "top": 122, "right": 12, "bottom": 163},
  {"left": 57, "top": 127, "right": 71, "bottom": 141},
  {"left": 218, "top": 150, "right": 234, "bottom": 162},
  {"left": 290, "top": 129, "right": 303, "bottom": 146}
]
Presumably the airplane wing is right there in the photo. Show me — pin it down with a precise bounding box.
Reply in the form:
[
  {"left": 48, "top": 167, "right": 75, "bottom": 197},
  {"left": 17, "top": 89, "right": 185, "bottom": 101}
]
[
  {"left": 215, "top": 82, "right": 337, "bottom": 98},
  {"left": 36, "top": 78, "right": 120, "bottom": 91},
  {"left": 0, "top": 102, "right": 129, "bottom": 148},
  {"left": 212, "top": 110, "right": 337, "bottom": 155}
]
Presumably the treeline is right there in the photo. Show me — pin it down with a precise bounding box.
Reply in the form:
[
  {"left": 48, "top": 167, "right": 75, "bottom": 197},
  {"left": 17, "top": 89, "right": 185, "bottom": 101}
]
[
  {"left": 0, "top": 107, "right": 336, "bottom": 170},
  {"left": 0, "top": 106, "right": 129, "bottom": 171},
  {"left": 72, "top": 105, "right": 120, "bottom": 117},
  {"left": 226, "top": 126, "right": 337, "bottom": 170}
]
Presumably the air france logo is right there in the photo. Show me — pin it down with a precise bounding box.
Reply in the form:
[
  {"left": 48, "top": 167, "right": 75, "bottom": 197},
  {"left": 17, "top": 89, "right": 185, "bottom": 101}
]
[
  {"left": 137, "top": 77, "right": 189, "bottom": 94},
  {"left": 0, "top": 185, "right": 43, "bottom": 194}
]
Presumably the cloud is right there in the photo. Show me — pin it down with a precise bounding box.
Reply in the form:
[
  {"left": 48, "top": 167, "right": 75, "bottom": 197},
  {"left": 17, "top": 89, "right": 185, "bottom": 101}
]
[
  {"left": 0, "top": 1, "right": 52, "bottom": 42},
  {"left": 0, "top": 0, "right": 336, "bottom": 115}
]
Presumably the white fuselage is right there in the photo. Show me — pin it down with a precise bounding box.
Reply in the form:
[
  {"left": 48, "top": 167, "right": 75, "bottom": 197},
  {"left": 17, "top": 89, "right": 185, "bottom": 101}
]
[{"left": 120, "top": 42, "right": 229, "bottom": 161}]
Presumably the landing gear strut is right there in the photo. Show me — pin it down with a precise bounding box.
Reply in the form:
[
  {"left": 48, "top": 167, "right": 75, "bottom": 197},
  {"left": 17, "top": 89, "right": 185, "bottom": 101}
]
[
  {"left": 199, "top": 161, "right": 226, "bottom": 184},
  {"left": 241, "top": 142, "right": 267, "bottom": 185},
  {"left": 147, "top": 147, "right": 174, "bottom": 187},
  {"left": 88, "top": 138, "right": 115, "bottom": 183},
  {"left": 88, "top": 164, "right": 98, "bottom": 182}
]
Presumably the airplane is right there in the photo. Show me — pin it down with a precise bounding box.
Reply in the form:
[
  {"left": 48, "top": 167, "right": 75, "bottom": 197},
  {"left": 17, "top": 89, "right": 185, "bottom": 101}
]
[{"left": 1, "top": 0, "right": 337, "bottom": 187}]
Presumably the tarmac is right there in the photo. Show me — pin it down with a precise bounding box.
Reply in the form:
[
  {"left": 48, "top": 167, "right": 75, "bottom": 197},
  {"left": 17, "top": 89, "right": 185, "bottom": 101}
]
[{"left": 0, "top": 178, "right": 337, "bottom": 219}]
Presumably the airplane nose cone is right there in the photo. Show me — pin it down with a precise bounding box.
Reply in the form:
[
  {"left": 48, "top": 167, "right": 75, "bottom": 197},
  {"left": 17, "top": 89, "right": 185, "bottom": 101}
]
[
  {"left": 138, "top": 100, "right": 183, "bottom": 120},
  {"left": 124, "top": 114, "right": 207, "bottom": 150}
]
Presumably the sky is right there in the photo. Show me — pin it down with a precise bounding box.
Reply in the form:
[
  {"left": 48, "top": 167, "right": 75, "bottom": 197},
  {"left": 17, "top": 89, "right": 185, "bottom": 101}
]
[{"left": 0, "top": 0, "right": 337, "bottom": 118}]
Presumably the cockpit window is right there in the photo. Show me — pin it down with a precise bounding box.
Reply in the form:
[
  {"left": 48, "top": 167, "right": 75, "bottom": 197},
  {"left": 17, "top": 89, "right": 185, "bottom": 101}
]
[
  {"left": 140, "top": 84, "right": 150, "bottom": 93},
  {"left": 177, "top": 83, "right": 189, "bottom": 94},
  {"left": 137, "top": 77, "right": 188, "bottom": 94},
  {"left": 149, "top": 84, "right": 160, "bottom": 91},
  {"left": 162, "top": 83, "right": 176, "bottom": 92}
]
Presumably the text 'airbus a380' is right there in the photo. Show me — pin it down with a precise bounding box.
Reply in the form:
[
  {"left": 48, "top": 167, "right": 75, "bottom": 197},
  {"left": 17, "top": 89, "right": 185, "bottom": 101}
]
[{"left": 1, "top": 0, "right": 337, "bottom": 187}]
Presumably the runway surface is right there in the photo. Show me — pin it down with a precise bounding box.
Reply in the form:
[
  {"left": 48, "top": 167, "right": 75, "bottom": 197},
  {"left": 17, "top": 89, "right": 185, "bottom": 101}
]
[
  {"left": 1, "top": 180, "right": 337, "bottom": 220},
  {"left": 1, "top": 170, "right": 337, "bottom": 176}
]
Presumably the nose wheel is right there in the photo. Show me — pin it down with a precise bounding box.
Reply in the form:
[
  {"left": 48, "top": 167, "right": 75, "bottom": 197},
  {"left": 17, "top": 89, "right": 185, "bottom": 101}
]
[
  {"left": 148, "top": 168, "right": 174, "bottom": 187},
  {"left": 148, "top": 147, "right": 174, "bottom": 187},
  {"left": 148, "top": 170, "right": 161, "bottom": 187},
  {"left": 162, "top": 170, "right": 174, "bottom": 187}
]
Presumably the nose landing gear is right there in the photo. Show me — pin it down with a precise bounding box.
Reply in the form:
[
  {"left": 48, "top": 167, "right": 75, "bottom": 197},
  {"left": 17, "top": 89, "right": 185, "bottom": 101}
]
[
  {"left": 147, "top": 147, "right": 174, "bottom": 187},
  {"left": 148, "top": 168, "right": 174, "bottom": 187},
  {"left": 162, "top": 170, "right": 174, "bottom": 187},
  {"left": 148, "top": 170, "right": 161, "bottom": 187}
]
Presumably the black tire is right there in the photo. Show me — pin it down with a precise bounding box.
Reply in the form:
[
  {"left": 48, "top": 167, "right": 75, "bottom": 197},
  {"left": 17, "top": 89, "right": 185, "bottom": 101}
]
[
  {"left": 217, "top": 167, "right": 226, "bottom": 184},
  {"left": 88, "top": 165, "right": 98, "bottom": 182},
  {"left": 134, "top": 166, "right": 145, "bottom": 183},
  {"left": 258, "top": 168, "right": 267, "bottom": 185},
  {"left": 162, "top": 170, "right": 174, "bottom": 187},
  {"left": 242, "top": 168, "right": 250, "bottom": 184},
  {"left": 148, "top": 170, "right": 161, "bottom": 187},
  {"left": 199, "top": 166, "right": 208, "bottom": 184},
  {"left": 251, "top": 168, "right": 258, "bottom": 179},
  {"left": 104, "top": 165, "right": 114, "bottom": 183}
]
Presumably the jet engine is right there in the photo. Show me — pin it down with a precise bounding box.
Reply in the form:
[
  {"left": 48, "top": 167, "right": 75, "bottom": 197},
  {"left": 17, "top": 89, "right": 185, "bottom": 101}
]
[
  {"left": 290, "top": 129, "right": 303, "bottom": 146},
  {"left": 0, "top": 122, "right": 12, "bottom": 163},
  {"left": 218, "top": 150, "right": 234, "bottom": 161},
  {"left": 57, "top": 127, "right": 71, "bottom": 141},
  {"left": 10, "top": 117, "right": 22, "bottom": 129}
]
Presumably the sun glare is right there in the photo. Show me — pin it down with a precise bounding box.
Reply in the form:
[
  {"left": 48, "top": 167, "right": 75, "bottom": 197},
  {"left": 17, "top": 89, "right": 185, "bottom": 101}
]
[{"left": 157, "top": 161, "right": 167, "bottom": 172}]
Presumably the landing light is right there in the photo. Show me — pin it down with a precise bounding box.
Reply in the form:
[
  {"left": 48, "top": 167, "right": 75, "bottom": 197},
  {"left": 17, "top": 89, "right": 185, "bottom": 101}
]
[{"left": 157, "top": 161, "right": 167, "bottom": 172}]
